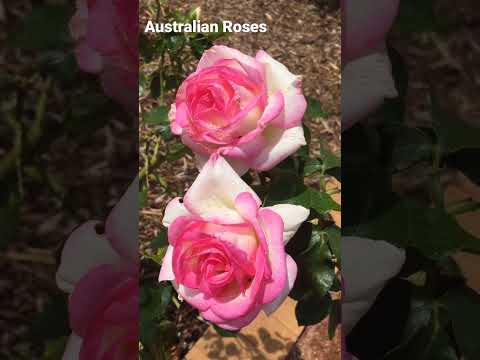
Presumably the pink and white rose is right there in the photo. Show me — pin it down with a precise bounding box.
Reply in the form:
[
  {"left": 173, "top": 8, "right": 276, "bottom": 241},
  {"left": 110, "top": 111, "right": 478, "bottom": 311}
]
[
  {"left": 159, "top": 155, "right": 309, "bottom": 330},
  {"left": 169, "top": 45, "right": 308, "bottom": 175},
  {"left": 70, "top": 0, "right": 138, "bottom": 113},
  {"left": 341, "top": 0, "right": 399, "bottom": 130},
  {"left": 56, "top": 178, "right": 138, "bottom": 359}
]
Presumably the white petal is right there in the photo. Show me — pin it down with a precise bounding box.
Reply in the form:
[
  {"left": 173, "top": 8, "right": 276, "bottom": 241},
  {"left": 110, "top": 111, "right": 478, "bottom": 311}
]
[
  {"left": 252, "top": 126, "right": 306, "bottom": 171},
  {"left": 341, "top": 51, "right": 397, "bottom": 131},
  {"left": 158, "top": 245, "right": 175, "bottom": 281},
  {"left": 266, "top": 204, "right": 310, "bottom": 244},
  {"left": 256, "top": 50, "right": 307, "bottom": 127},
  {"left": 184, "top": 155, "right": 260, "bottom": 224},
  {"left": 105, "top": 177, "right": 138, "bottom": 263},
  {"left": 256, "top": 50, "right": 299, "bottom": 96},
  {"left": 62, "top": 333, "right": 83, "bottom": 360},
  {"left": 162, "top": 198, "right": 191, "bottom": 228},
  {"left": 195, "top": 153, "right": 250, "bottom": 176},
  {"left": 56, "top": 221, "right": 122, "bottom": 293},
  {"left": 342, "top": 236, "right": 405, "bottom": 334}
]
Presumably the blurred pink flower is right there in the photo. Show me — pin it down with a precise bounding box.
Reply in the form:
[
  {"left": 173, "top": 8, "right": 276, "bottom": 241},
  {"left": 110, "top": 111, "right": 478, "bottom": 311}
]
[
  {"left": 170, "top": 45, "right": 307, "bottom": 174},
  {"left": 341, "top": 0, "right": 399, "bottom": 130},
  {"left": 56, "top": 178, "right": 138, "bottom": 359},
  {"left": 159, "top": 155, "right": 309, "bottom": 330},
  {"left": 70, "top": 0, "right": 138, "bottom": 112}
]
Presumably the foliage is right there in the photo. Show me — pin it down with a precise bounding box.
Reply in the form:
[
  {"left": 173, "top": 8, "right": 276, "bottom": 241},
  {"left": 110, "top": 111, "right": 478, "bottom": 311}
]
[{"left": 345, "top": 2, "right": 480, "bottom": 358}]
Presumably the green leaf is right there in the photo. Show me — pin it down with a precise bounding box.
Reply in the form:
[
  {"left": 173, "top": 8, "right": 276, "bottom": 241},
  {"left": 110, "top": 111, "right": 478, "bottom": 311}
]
[
  {"left": 347, "top": 201, "right": 480, "bottom": 259},
  {"left": 0, "top": 200, "right": 19, "bottom": 249},
  {"left": 390, "top": 127, "right": 433, "bottom": 166},
  {"left": 12, "top": 5, "right": 71, "bottom": 50},
  {"left": 139, "top": 187, "right": 148, "bottom": 209},
  {"left": 441, "top": 286, "right": 480, "bottom": 359},
  {"left": 295, "top": 292, "right": 331, "bottom": 326},
  {"left": 166, "top": 143, "right": 188, "bottom": 161},
  {"left": 304, "top": 147, "right": 340, "bottom": 176},
  {"left": 265, "top": 170, "right": 340, "bottom": 213},
  {"left": 144, "top": 106, "right": 169, "bottom": 125},
  {"left": 328, "top": 300, "right": 341, "bottom": 339},
  {"left": 213, "top": 324, "right": 238, "bottom": 337},
  {"left": 433, "top": 90, "right": 480, "bottom": 154},
  {"left": 42, "top": 336, "right": 67, "bottom": 360},
  {"left": 392, "top": 0, "right": 437, "bottom": 33},
  {"left": 305, "top": 97, "right": 328, "bottom": 118},
  {"left": 140, "top": 284, "right": 175, "bottom": 346},
  {"left": 31, "top": 295, "right": 70, "bottom": 340},
  {"left": 325, "top": 226, "right": 341, "bottom": 267}
]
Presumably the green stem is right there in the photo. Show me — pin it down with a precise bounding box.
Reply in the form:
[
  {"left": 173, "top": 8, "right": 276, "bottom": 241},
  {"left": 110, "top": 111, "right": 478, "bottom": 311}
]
[{"left": 447, "top": 199, "right": 480, "bottom": 215}]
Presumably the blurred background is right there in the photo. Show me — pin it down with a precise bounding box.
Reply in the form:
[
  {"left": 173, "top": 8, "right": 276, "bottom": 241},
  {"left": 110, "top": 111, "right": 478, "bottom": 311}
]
[{"left": 0, "top": 0, "right": 137, "bottom": 358}]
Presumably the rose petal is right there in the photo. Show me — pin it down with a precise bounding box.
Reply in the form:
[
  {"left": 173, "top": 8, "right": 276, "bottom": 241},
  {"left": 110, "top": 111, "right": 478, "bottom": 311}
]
[
  {"left": 184, "top": 155, "right": 260, "bottom": 224},
  {"left": 341, "top": 51, "right": 398, "bottom": 131},
  {"left": 258, "top": 209, "right": 288, "bottom": 305},
  {"left": 158, "top": 245, "right": 175, "bottom": 281},
  {"left": 69, "top": 265, "right": 127, "bottom": 337},
  {"left": 342, "top": 236, "right": 405, "bottom": 334},
  {"left": 266, "top": 204, "right": 310, "bottom": 244},
  {"left": 105, "top": 177, "right": 138, "bottom": 263},
  {"left": 56, "top": 221, "right": 122, "bottom": 293},
  {"left": 197, "top": 45, "right": 263, "bottom": 76},
  {"left": 62, "top": 333, "right": 82, "bottom": 360},
  {"left": 235, "top": 192, "right": 260, "bottom": 221},
  {"left": 204, "top": 303, "right": 263, "bottom": 331},
  {"left": 256, "top": 50, "right": 307, "bottom": 128},
  {"left": 74, "top": 43, "right": 103, "bottom": 73},
  {"left": 163, "top": 198, "right": 191, "bottom": 228},
  {"left": 342, "top": 0, "right": 400, "bottom": 63},
  {"left": 173, "top": 282, "right": 210, "bottom": 312},
  {"left": 263, "top": 255, "right": 297, "bottom": 315},
  {"left": 251, "top": 126, "right": 306, "bottom": 171}
]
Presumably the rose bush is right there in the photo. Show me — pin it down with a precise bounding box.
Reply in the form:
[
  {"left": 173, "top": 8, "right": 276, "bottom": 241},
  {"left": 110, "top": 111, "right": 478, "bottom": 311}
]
[
  {"left": 70, "top": 0, "right": 138, "bottom": 112},
  {"left": 169, "top": 45, "right": 308, "bottom": 174},
  {"left": 341, "top": 0, "right": 399, "bottom": 130},
  {"left": 158, "top": 155, "right": 310, "bottom": 330},
  {"left": 56, "top": 178, "right": 138, "bottom": 359}
]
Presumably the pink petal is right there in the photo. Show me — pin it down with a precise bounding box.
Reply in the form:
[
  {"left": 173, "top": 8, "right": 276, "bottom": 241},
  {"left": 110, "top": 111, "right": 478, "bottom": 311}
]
[
  {"left": 74, "top": 43, "right": 103, "bottom": 74},
  {"left": 263, "top": 255, "right": 297, "bottom": 315},
  {"left": 342, "top": 0, "right": 400, "bottom": 63},
  {"left": 209, "top": 249, "right": 266, "bottom": 320},
  {"left": 197, "top": 45, "right": 263, "bottom": 76},
  {"left": 173, "top": 282, "right": 210, "bottom": 312},
  {"left": 258, "top": 209, "right": 288, "bottom": 305},
  {"left": 204, "top": 303, "right": 263, "bottom": 331},
  {"left": 235, "top": 192, "right": 260, "bottom": 221},
  {"left": 69, "top": 265, "right": 126, "bottom": 337}
]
